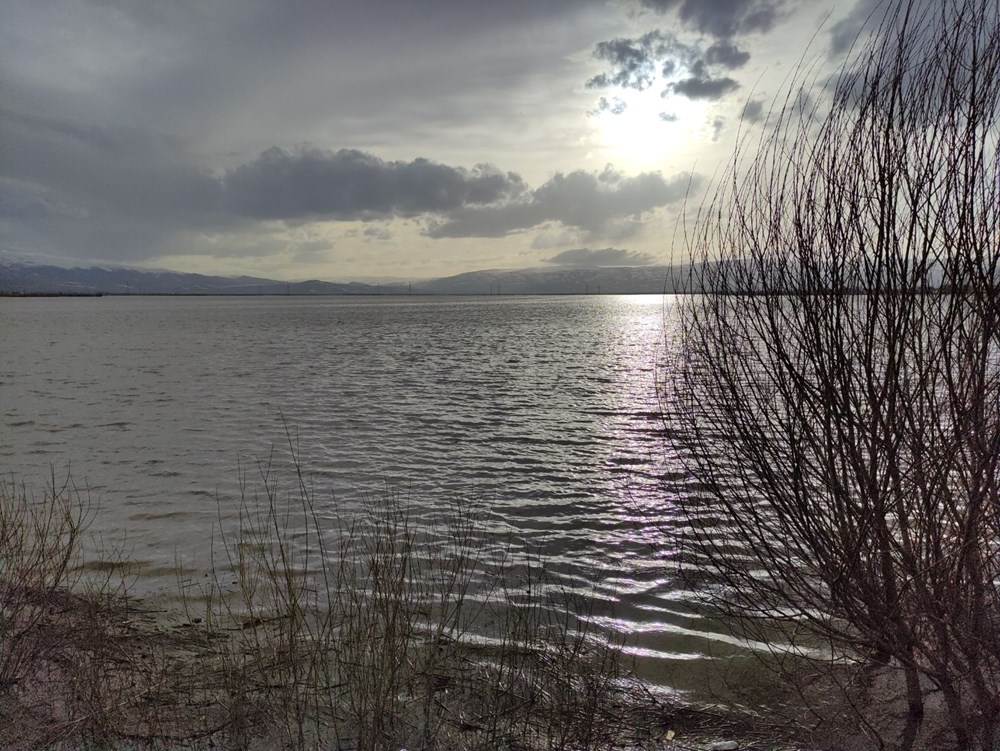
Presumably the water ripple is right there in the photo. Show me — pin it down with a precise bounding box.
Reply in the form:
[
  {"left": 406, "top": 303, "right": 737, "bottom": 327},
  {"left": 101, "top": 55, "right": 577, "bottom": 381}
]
[{"left": 0, "top": 294, "right": 726, "bottom": 689}]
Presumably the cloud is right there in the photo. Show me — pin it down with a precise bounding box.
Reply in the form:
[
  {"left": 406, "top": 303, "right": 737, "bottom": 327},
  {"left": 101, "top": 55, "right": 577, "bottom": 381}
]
[
  {"left": 530, "top": 229, "right": 580, "bottom": 249},
  {"left": 0, "top": 101, "right": 691, "bottom": 264},
  {"left": 829, "top": 0, "right": 881, "bottom": 55},
  {"left": 589, "top": 96, "right": 628, "bottom": 116},
  {"left": 670, "top": 76, "right": 740, "bottom": 100},
  {"left": 224, "top": 147, "right": 527, "bottom": 220},
  {"left": 832, "top": 0, "right": 987, "bottom": 57},
  {"left": 587, "top": 0, "right": 795, "bottom": 110},
  {"left": 587, "top": 31, "right": 685, "bottom": 91},
  {"left": 544, "top": 247, "right": 657, "bottom": 267},
  {"left": 363, "top": 224, "right": 393, "bottom": 242},
  {"left": 741, "top": 98, "right": 767, "bottom": 122},
  {"left": 711, "top": 116, "right": 726, "bottom": 141},
  {"left": 0, "top": 0, "right": 601, "bottom": 167},
  {"left": 0, "top": 184, "right": 57, "bottom": 223},
  {"left": 426, "top": 166, "right": 695, "bottom": 239},
  {"left": 588, "top": 30, "right": 747, "bottom": 103},
  {"left": 704, "top": 42, "right": 751, "bottom": 69},
  {"left": 0, "top": 107, "right": 228, "bottom": 262},
  {"left": 0, "top": 108, "right": 222, "bottom": 223},
  {"left": 637, "top": 0, "right": 785, "bottom": 38}
]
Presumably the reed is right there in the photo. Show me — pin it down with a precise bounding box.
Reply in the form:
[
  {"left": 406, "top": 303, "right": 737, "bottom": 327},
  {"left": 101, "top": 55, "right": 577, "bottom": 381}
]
[
  {"left": 184, "top": 450, "right": 644, "bottom": 750},
  {"left": 0, "top": 460, "right": 656, "bottom": 750}
]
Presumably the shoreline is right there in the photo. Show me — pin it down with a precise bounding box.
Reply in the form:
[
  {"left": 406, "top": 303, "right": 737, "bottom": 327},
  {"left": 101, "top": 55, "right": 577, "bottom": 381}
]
[{"left": 0, "top": 579, "right": 790, "bottom": 751}]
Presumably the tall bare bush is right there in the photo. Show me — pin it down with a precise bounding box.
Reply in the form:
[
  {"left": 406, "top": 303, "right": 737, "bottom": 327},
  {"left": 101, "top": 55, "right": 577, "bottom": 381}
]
[
  {"left": 0, "top": 475, "right": 149, "bottom": 749},
  {"left": 0, "top": 474, "right": 91, "bottom": 695},
  {"left": 669, "top": 1, "right": 1000, "bottom": 748}
]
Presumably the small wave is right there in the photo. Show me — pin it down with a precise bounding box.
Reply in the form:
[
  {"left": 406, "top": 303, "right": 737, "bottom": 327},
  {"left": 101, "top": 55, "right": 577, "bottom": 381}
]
[{"left": 98, "top": 421, "right": 131, "bottom": 430}]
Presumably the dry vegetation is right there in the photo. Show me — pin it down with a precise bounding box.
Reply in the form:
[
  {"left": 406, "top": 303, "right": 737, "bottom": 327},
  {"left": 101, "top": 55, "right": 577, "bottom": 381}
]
[
  {"left": 670, "top": 0, "right": 1000, "bottom": 749},
  {"left": 8, "top": 1, "right": 996, "bottom": 747},
  {"left": 0, "top": 466, "right": 718, "bottom": 751}
]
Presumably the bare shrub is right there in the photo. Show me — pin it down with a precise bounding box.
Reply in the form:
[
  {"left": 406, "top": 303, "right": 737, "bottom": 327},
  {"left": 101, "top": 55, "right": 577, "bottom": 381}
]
[
  {"left": 0, "top": 475, "right": 168, "bottom": 749},
  {"left": 0, "top": 474, "right": 92, "bottom": 695},
  {"left": 668, "top": 0, "right": 1000, "bottom": 749}
]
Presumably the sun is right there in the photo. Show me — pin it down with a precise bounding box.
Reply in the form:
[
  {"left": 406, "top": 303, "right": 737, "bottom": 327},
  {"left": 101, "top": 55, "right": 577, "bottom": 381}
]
[{"left": 592, "top": 88, "right": 708, "bottom": 172}]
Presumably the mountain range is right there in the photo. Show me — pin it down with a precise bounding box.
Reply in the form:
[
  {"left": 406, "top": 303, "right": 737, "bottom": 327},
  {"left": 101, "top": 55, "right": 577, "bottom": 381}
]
[{"left": 0, "top": 258, "right": 690, "bottom": 296}]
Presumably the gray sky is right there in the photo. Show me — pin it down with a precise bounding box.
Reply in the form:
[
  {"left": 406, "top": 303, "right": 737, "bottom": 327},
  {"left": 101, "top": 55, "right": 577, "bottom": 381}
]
[{"left": 1, "top": 0, "right": 865, "bottom": 280}]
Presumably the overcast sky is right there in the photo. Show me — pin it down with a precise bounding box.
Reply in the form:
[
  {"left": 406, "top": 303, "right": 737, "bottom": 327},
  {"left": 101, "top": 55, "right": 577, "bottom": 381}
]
[{"left": 1, "top": 0, "right": 872, "bottom": 281}]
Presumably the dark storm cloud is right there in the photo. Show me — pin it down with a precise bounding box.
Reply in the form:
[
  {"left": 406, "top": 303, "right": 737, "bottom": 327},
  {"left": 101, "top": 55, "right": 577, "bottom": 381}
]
[
  {"left": 544, "top": 247, "right": 656, "bottom": 267},
  {"left": 637, "top": 0, "right": 785, "bottom": 38},
  {"left": 588, "top": 30, "right": 748, "bottom": 103},
  {"left": 223, "top": 147, "right": 526, "bottom": 220},
  {"left": 426, "top": 167, "right": 695, "bottom": 239}
]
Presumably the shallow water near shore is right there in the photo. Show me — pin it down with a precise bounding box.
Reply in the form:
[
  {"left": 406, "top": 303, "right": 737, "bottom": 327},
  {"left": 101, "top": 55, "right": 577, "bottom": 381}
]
[{"left": 0, "top": 294, "right": 746, "bottom": 697}]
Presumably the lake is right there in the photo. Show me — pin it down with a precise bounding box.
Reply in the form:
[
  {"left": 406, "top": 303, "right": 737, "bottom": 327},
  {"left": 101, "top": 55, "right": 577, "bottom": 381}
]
[{"left": 0, "top": 294, "right": 746, "bottom": 695}]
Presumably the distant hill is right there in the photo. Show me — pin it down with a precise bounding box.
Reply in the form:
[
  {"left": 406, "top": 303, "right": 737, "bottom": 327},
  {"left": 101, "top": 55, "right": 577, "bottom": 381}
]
[
  {"left": 0, "top": 259, "right": 408, "bottom": 296},
  {"left": 417, "top": 265, "right": 691, "bottom": 295},
  {"left": 0, "top": 257, "right": 695, "bottom": 296}
]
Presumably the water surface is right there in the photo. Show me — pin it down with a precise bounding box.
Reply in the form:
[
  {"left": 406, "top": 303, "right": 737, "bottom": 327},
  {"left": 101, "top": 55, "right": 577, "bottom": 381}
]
[{"left": 0, "top": 294, "right": 743, "bottom": 693}]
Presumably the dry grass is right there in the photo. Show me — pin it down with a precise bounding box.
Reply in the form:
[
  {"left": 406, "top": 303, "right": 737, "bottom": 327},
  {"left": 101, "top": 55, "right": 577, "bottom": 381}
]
[
  {"left": 181, "top": 453, "right": 652, "bottom": 750},
  {"left": 0, "top": 462, "right": 677, "bottom": 751}
]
